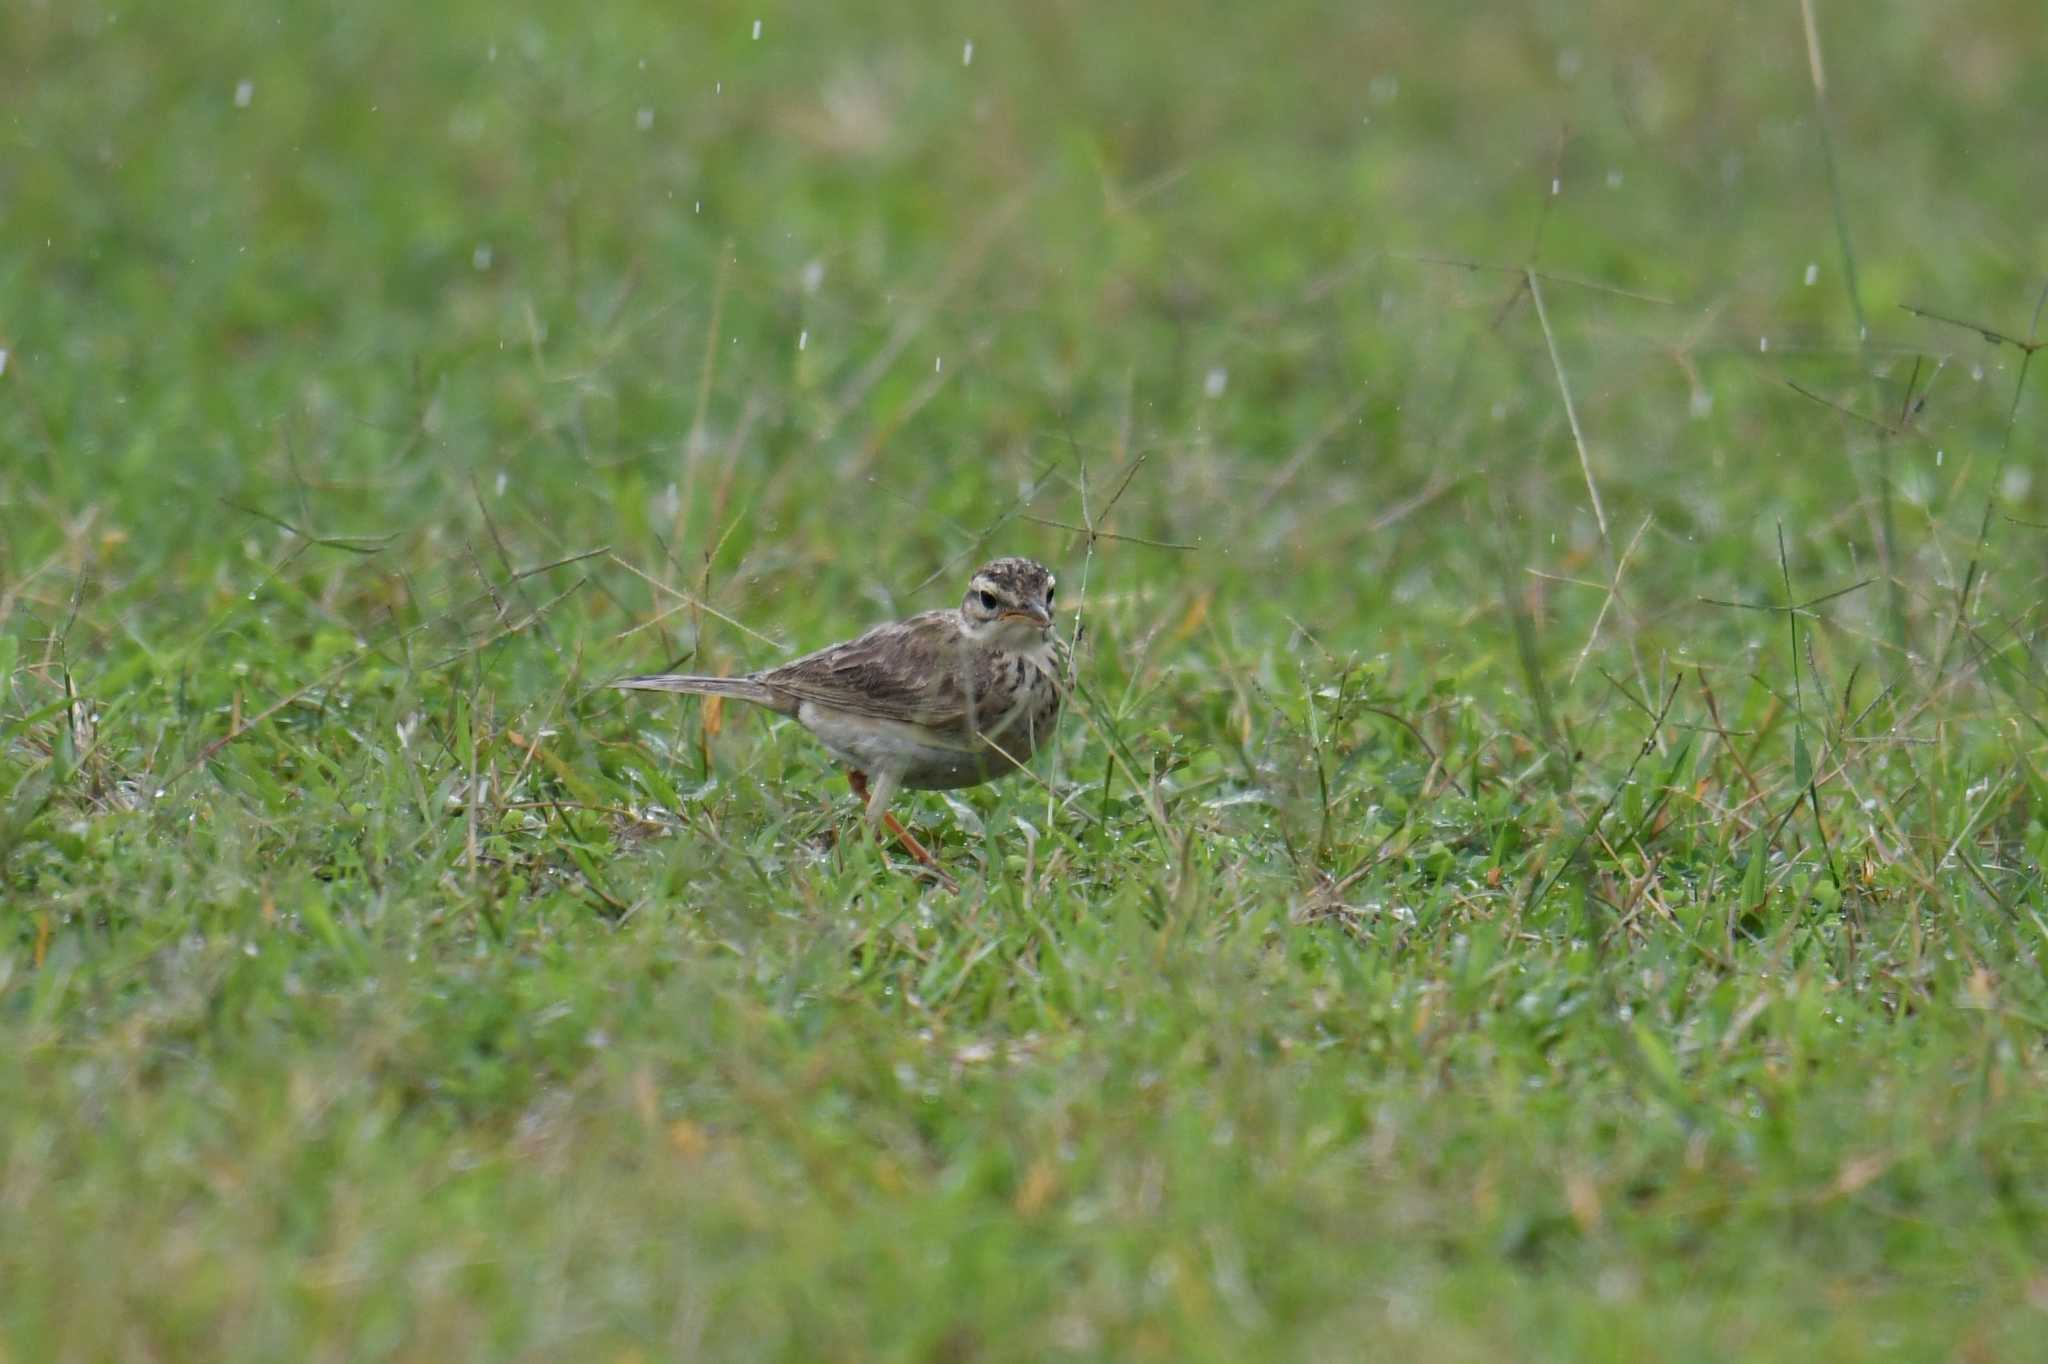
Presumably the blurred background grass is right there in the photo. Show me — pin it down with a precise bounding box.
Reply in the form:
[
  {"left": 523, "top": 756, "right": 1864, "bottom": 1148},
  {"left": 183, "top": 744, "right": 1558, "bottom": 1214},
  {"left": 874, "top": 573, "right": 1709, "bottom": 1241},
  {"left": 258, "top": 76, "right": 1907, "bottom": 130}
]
[{"left": 4, "top": 0, "right": 2047, "bottom": 1360}]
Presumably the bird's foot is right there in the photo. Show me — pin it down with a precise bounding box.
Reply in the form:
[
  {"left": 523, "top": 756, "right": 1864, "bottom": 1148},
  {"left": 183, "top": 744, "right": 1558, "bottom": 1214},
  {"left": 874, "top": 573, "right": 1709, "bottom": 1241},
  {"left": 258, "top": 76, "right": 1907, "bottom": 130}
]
[{"left": 847, "top": 770, "right": 958, "bottom": 892}]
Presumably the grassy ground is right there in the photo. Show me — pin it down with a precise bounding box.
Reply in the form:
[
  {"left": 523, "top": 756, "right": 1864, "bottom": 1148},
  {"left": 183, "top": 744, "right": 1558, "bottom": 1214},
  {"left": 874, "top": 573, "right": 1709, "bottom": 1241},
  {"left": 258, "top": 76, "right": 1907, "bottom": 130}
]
[{"left": 5, "top": 0, "right": 2047, "bottom": 1358}]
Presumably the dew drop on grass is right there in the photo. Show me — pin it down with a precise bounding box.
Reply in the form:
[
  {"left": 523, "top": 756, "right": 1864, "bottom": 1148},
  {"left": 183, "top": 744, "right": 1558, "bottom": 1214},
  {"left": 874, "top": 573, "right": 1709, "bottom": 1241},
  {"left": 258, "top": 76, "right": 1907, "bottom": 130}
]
[
  {"left": 751, "top": 18, "right": 761, "bottom": 39},
  {"left": 233, "top": 79, "right": 254, "bottom": 108},
  {"left": 1803, "top": 262, "right": 1819, "bottom": 286},
  {"left": 934, "top": 355, "right": 943, "bottom": 373},
  {"left": 1759, "top": 336, "right": 1770, "bottom": 353},
  {"left": 963, "top": 40, "right": 974, "bottom": 66}
]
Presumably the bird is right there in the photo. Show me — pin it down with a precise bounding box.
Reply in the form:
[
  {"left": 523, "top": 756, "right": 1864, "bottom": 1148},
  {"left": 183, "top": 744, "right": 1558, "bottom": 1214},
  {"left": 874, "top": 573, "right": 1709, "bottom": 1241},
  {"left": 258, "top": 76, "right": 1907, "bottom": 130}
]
[{"left": 613, "top": 557, "right": 1065, "bottom": 879}]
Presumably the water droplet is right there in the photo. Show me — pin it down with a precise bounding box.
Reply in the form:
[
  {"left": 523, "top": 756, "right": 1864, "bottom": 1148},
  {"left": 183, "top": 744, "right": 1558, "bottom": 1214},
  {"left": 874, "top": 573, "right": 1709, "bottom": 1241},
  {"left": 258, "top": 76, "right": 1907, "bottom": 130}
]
[
  {"left": 1759, "top": 336, "right": 1770, "bottom": 353},
  {"left": 962, "top": 40, "right": 974, "bottom": 66},
  {"left": 798, "top": 329, "right": 808, "bottom": 351},
  {"left": 1803, "top": 262, "right": 1819, "bottom": 286},
  {"left": 935, "top": 355, "right": 943, "bottom": 373},
  {"left": 751, "top": 18, "right": 761, "bottom": 39},
  {"left": 233, "top": 79, "right": 254, "bottom": 108},
  {"left": 1550, "top": 176, "right": 1560, "bottom": 196}
]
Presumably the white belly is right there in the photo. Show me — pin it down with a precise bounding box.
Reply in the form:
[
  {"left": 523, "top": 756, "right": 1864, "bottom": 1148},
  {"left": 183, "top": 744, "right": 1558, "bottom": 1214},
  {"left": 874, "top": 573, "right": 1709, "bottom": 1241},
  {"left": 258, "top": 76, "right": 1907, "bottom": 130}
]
[{"left": 797, "top": 695, "right": 1055, "bottom": 790}]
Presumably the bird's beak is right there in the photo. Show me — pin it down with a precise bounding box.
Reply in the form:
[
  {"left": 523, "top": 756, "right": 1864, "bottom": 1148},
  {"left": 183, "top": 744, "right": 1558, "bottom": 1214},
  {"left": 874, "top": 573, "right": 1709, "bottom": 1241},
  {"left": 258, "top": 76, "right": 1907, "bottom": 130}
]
[{"left": 1001, "top": 607, "right": 1053, "bottom": 629}]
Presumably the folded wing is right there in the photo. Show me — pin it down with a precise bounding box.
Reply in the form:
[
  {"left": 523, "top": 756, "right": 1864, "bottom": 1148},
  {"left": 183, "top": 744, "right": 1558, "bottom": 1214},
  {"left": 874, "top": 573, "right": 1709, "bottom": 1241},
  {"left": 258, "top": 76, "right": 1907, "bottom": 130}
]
[{"left": 760, "top": 612, "right": 984, "bottom": 732}]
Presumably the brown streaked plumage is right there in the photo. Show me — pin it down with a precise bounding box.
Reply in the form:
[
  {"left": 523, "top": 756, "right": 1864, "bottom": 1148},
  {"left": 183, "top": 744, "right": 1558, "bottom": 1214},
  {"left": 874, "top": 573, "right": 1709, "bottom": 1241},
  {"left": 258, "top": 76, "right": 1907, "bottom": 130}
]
[{"left": 614, "top": 557, "right": 1064, "bottom": 879}]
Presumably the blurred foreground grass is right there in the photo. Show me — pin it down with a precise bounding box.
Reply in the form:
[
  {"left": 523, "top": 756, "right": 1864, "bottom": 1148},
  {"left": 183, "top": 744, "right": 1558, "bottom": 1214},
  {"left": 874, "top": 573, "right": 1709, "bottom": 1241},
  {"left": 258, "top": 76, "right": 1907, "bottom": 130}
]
[{"left": 4, "top": 0, "right": 2047, "bottom": 1359}]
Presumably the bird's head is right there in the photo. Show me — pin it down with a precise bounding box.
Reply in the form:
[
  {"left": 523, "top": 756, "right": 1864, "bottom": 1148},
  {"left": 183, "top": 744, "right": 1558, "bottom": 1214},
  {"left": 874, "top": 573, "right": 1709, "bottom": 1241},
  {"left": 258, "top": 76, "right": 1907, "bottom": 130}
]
[{"left": 960, "top": 557, "right": 1057, "bottom": 643}]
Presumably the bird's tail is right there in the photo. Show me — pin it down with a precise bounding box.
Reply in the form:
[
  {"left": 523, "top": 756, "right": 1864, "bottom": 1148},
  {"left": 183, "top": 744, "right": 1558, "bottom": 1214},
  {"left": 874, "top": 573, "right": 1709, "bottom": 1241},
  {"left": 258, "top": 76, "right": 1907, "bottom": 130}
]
[{"left": 611, "top": 673, "right": 790, "bottom": 713}]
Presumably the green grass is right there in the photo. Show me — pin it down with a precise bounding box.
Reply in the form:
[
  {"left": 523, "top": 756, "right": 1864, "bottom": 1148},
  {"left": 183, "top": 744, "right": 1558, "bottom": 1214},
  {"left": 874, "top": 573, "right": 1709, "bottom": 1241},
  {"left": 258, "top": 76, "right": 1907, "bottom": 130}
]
[{"left": 5, "top": 0, "right": 2048, "bottom": 1358}]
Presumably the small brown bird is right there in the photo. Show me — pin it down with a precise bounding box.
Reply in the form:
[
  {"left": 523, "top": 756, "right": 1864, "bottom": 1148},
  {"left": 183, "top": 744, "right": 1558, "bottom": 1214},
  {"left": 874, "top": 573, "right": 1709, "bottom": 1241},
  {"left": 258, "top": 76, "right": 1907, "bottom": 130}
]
[{"left": 614, "top": 558, "right": 1064, "bottom": 877}]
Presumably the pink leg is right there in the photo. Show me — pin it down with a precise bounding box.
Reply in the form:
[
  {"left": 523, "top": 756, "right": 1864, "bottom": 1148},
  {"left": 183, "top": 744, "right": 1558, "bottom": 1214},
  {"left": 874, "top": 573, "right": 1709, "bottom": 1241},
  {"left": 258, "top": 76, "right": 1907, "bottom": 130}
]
[{"left": 846, "top": 770, "right": 951, "bottom": 881}]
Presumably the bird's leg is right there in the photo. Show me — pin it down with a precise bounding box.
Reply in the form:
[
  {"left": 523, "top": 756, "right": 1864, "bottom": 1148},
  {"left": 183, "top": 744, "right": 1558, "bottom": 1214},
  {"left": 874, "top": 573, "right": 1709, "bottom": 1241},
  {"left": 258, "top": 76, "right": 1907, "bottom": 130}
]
[{"left": 845, "top": 769, "right": 950, "bottom": 881}]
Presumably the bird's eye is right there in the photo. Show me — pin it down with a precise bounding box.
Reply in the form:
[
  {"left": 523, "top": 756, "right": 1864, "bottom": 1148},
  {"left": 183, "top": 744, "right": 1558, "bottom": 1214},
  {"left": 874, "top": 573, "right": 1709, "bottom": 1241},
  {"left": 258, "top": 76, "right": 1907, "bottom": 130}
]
[
  {"left": 977, "top": 590, "right": 999, "bottom": 611},
  {"left": 1046, "top": 584, "right": 1056, "bottom": 606}
]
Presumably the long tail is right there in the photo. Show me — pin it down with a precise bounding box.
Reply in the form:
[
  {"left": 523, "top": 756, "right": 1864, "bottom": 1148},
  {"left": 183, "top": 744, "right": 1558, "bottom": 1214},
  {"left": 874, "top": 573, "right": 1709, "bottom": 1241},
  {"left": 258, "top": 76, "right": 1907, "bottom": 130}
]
[{"left": 611, "top": 673, "right": 791, "bottom": 714}]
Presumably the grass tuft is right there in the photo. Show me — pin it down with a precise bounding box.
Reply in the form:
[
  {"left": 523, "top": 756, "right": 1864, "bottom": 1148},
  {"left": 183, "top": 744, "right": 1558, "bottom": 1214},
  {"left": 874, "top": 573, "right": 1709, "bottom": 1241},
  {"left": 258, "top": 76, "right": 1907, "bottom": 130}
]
[{"left": 5, "top": 1, "right": 2048, "bottom": 1359}]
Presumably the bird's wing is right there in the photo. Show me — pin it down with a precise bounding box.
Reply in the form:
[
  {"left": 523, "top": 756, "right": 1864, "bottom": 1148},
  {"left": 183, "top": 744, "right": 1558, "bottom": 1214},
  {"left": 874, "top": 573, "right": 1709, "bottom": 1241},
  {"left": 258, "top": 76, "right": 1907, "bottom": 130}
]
[{"left": 757, "top": 611, "right": 982, "bottom": 730}]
